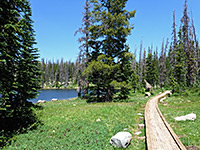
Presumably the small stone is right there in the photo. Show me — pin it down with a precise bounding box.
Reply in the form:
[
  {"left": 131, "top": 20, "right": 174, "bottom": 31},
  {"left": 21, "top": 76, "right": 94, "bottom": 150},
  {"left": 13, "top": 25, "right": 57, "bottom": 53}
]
[
  {"left": 134, "top": 131, "right": 142, "bottom": 136},
  {"left": 51, "top": 98, "right": 58, "bottom": 101},
  {"left": 185, "top": 113, "right": 196, "bottom": 121},
  {"left": 36, "top": 100, "right": 46, "bottom": 104},
  {"left": 174, "top": 113, "right": 196, "bottom": 121},
  {"left": 138, "top": 124, "right": 145, "bottom": 129},
  {"left": 174, "top": 116, "right": 186, "bottom": 121},
  {"left": 138, "top": 124, "right": 145, "bottom": 127},
  {"left": 96, "top": 118, "right": 101, "bottom": 122},
  {"left": 137, "top": 113, "right": 143, "bottom": 116}
]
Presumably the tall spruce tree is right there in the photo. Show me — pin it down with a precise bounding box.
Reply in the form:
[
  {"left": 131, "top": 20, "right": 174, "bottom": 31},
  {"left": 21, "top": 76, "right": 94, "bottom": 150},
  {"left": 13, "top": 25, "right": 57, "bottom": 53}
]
[
  {"left": 138, "top": 41, "right": 143, "bottom": 88},
  {"left": 173, "top": 30, "right": 187, "bottom": 92},
  {"left": 86, "top": 0, "right": 135, "bottom": 101},
  {"left": 159, "top": 39, "right": 168, "bottom": 87},
  {"left": 181, "top": 0, "right": 197, "bottom": 87},
  {"left": 145, "top": 52, "right": 159, "bottom": 87},
  {"left": 0, "top": 0, "right": 40, "bottom": 137},
  {"left": 75, "top": 0, "right": 91, "bottom": 96},
  {"left": 168, "top": 0, "right": 199, "bottom": 92}
]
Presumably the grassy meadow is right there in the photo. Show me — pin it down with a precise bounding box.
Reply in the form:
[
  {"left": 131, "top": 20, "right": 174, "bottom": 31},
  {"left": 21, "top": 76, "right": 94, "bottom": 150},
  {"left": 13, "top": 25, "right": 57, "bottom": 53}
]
[
  {"left": 159, "top": 90, "right": 200, "bottom": 149},
  {"left": 3, "top": 90, "right": 200, "bottom": 149}
]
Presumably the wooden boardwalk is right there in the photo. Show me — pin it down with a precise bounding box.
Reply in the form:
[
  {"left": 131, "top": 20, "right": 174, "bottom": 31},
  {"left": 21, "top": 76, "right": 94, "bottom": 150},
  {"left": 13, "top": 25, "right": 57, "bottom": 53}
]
[{"left": 145, "top": 91, "right": 186, "bottom": 150}]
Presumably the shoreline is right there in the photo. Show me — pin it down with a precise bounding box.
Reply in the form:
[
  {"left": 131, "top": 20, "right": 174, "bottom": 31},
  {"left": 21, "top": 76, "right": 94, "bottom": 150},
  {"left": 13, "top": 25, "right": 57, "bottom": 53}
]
[{"left": 41, "top": 87, "right": 78, "bottom": 90}]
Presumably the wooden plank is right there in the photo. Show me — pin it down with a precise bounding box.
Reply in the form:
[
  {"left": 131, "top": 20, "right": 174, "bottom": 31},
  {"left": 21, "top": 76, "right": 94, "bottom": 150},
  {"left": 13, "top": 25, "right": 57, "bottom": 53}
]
[{"left": 145, "top": 91, "right": 186, "bottom": 150}]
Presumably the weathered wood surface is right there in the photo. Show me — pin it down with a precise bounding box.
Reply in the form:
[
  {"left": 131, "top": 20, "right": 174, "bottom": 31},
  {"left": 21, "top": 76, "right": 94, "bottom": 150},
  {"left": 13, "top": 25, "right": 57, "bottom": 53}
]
[{"left": 145, "top": 91, "right": 186, "bottom": 150}]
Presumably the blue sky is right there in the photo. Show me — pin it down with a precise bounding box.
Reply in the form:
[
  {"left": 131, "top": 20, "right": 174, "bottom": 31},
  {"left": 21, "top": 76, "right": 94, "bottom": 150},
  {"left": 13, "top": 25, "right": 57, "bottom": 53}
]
[{"left": 30, "top": 0, "right": 200, "bottom": 61}]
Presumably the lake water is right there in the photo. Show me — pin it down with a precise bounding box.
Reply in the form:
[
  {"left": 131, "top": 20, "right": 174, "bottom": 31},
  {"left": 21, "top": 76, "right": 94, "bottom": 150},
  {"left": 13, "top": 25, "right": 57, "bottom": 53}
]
[{"left": 31, "top": 89, "right": 78, "bottom": 103}]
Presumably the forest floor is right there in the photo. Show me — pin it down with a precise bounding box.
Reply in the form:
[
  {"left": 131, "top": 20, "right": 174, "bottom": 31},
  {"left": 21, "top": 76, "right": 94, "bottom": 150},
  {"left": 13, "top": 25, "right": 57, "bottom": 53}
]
[{"left": 3, "top": 90, "right": 200, "bottom": 149}]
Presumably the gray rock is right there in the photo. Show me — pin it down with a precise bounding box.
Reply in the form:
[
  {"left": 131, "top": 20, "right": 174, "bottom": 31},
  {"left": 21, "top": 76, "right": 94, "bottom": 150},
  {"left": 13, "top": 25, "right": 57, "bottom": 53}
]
[
  {"left": 110, "top": 132, "right": 132, "bottom": 148},
  {"left": 174, "top": 113, "right": 196, "bottom": 121},
  {"left": 36, "top": 100, "right": 46, "bottom": 104},
  {"left": 134, "top": 131, "right": 142, "bottom": 136},
  {"left": 51, "top": 98, "right": 58, "bottom": 101}
]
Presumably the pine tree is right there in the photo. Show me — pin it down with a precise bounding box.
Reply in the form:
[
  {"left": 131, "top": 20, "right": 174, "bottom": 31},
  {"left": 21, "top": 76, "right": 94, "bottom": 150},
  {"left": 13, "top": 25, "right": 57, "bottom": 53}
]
[
  {"left": 159, "top": 39, "right": 168, "bottom": 87},
  {"left": 167, "top": 0, "right": 199, "bottom": 92},
  {"left": 50, "top": 60, "right": 55, "bottom": 85},
  {"left": 0, "top": 0, "right": 40, "bottom": 137},
  {"left": 86, "top": 0, "right": 136, "bottom": 101},
  {"left": 54, "top": 60, "right": 59, "bottom": 88},
  {"left": 131, "top": 49, "right": 139, "bottom": 93},
  {"left": 77, "top": 52, "right": 83, "bottom": 97},
  {"left": 64, "top": 61, "right": 69, "bottom": 87},
  {"left": 191, "top": 13, "right": 200, "bottom": 83},
  {"left": 59, "top": 58, "right": 64, "bottom": 85},
  {"left": 145, "top": 52, "right": 154, "bottom": 86},
  {"left": 142, "top": 48, "right": 146, "bottom": 87},
  {"left": 153, "top": 51, "right": 159, "bottom": 87},
  {"left": 75, "top": 0, "right": 91, "bottom": 96},
  {"left": 40, "top": 58, "right": 45, "bottom": 88},
  {"left": 45, "top": 60, "right": 49, "bottom": 86},
  {"left": 173, "top": 30, "right": 187, "bottom": 92},
  {"left": 138, "top": 41, "right": 143, "bottom": 87}
]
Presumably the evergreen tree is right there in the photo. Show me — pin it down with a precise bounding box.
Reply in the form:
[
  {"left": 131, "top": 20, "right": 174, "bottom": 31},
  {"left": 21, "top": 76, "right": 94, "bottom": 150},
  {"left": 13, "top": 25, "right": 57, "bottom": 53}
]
[
  {"left": 159, "top": 39, "right": 168, "bottom": 87},
  {"left": 0, "top": 0, "right": 40, "bottom": 140},
  {"left": 145, "top": 52, "right": 154, "bottom": 86},
  {"left": 75, "top": 0, "right": 91, "bottom": 96},
  {"left": 131, "top": 50, "right": 139, "bottom": 93},
  {"left": 40, "top": 58, "right": 45, "bottom": 88},
  {"left": 142, "top": 48, "right": 146, "bottom": 87},
  {"left": 167, "top": 0, "right": 199, "bottom": 92},
  {"left": 116, "top": 48, "right": 133, "bottom": 99},
  {"left": 83, "top": 55, "right": 118, "bottom": 101},
  {"left": 191, "top": 13, "right": 200, "bottom": 83},
  {"left": 173, "top": 30, "right": 187, "bottom": 92},
  {"left": 138, "top": 41, "right": 143, "bottom": 87},
  {"left": 45, "top": 61, "right": 49, "bottom": 85},
  {"left": 50, "top": 61, "right": 54, "bottom": 85},
  {"left": 181, "top": 0, "right": 197, "bottom": 87},
  {"left": 64, "top": 61, "right": 69, "bottom": 87},
  {"left": 59, "top": 58, "right": 64, "bottom": 84},
  {"left": 54, "top": 60, "right": 59, "bottom": 87},
  {"left": 87, "top": 0, "right": 136, "bottom": 101},
  {"left": 153, "top": 52, "right": 159, "bottom": 87}
]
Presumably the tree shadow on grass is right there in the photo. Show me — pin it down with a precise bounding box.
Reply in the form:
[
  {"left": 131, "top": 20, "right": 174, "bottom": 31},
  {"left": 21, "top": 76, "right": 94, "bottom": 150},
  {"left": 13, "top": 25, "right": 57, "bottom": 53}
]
[{"left": 0, "top": 101, "right": 43, "bottom": 148}]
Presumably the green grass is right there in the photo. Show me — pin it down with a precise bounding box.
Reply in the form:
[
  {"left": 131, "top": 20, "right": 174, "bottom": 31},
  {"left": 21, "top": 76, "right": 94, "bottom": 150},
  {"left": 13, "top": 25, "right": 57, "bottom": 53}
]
[
  {"left": 4, "top": 92, "right": 148, "bottom": 150},
  {"left": 159, "top": 92, "right": 200, "bottom": 149},
  {"left": 4, "top": 90, "right": 199, "bottom": 149}
]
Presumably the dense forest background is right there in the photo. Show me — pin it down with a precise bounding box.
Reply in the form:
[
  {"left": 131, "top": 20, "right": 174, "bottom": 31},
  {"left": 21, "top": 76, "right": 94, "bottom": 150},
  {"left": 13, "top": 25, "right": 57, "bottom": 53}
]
[{"left": 41, "top": 0, "right": 200, "bottom": 98}]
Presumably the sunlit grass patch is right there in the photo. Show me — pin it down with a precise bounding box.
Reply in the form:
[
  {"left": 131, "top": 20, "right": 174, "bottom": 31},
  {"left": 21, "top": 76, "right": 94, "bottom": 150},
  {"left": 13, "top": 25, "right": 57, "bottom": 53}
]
[
  {"left": 4, "top": 92, "right": 147, "bottom": 150},
  {"left": 159, "top": 93, "right": 200, "bottom": 149}
]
